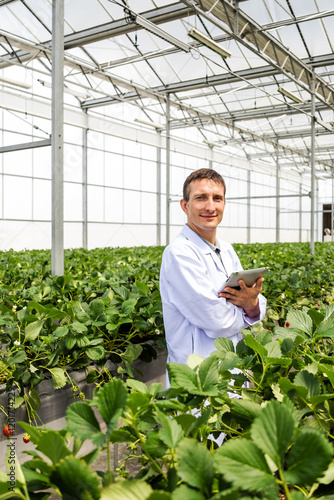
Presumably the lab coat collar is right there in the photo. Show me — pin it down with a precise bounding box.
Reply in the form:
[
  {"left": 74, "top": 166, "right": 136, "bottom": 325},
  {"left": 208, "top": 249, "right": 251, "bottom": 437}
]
[{"left": 181, "top": 224, "right": 230, "bottom": 254}]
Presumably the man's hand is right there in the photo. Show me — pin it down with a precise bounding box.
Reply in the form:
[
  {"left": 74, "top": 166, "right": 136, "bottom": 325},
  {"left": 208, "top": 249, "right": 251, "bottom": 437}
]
[{"left": 218, "top": 277, "right": 264, "bottom": 317}]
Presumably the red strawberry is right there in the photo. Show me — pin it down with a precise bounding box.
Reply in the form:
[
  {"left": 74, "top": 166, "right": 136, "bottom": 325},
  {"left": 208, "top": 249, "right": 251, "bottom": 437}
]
[
  {"left": 23, "top": 433, "right": 30, "bottom": 443},
  {"left": 286, "top": 322, "right": 290, "bottom": 327},
  {"left": 3, "top": 425, "right": 14, "bottom": 438}
]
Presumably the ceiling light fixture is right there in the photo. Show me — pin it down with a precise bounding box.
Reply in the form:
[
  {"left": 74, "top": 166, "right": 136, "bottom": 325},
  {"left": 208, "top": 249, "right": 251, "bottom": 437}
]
[
  {"left": 0, "top": 75, "right": 31, "bottom": 89},
  {"left": 188, "top": 28, "right": 232, "bottom": 58},
  {"left": 278, "top": 86, "right": 304, "bottom": 104},
  {"left": 203, "top": 139, "right": 222, "bottom": 148},
  {"left": 135, "top": 14, "right": 190, "bottom": 53},
  {"left": 38, "top": 79, "right": 90, "bottom": 99},
  {"left": 134, "top": 117, "right": 164, "bottom": 130}
]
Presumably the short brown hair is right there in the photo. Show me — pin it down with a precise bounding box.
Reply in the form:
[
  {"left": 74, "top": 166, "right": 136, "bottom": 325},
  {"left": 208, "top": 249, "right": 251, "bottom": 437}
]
[{"left": 183, "top": 168, "right": 226, "bottom": 202}]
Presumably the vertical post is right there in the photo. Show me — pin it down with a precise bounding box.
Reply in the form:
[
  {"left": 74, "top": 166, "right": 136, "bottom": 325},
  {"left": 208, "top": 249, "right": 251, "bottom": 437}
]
[
  {"left": 157, "top": 130, "right": 162, "bottom": 246},
  {"left": 82, "top": 121, "right": 88, "bottom": 249},
  {"left": 332, "top": 170, "right": 334, "bottom": 242},
  {"left": 247, "top": 169, "right": 250, "bottom": 244},
  {"left": 310, "top": 76, "right": 316, "bottom": 253},
  {"left": 51, "top": 0, "right": 64, "bottom": 275},
  {"left": 166, "top": 94, "right": 171, "bottom": 246},
  {"left": 275, "top": 145, "right": 280, "bottom": 243},
  {"left": 299, "top": 174, "right": 302, "bottom": 243}
]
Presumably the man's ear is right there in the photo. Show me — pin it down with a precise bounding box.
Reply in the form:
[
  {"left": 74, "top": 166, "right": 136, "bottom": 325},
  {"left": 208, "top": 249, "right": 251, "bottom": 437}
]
[{"left": 180, "top": 198, "right": 188, "bottom": 214}]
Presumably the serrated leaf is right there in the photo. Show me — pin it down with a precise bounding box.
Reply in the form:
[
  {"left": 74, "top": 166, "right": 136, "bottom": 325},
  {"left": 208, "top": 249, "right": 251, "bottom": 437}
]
[
  {"left": 135, "top": 281, "right": 150, "bottom": 296},
  {"left": 266, "top": 341, "right": 282, "bottom": 358},
  {"left": 51, "top": 456, "right": 101, "bottom": 499},
  {"left": 214, "top": 337, "right": 235, "bottom": 354},
  {"left": 47, "top": 367, "right": 67, "bottom": 389},
  {"left": 294, "top": 370, "right": 320, "bottom": 397},
  {"left": 187, "top": 354, "right": 204, "bottom": 369},
  {"left": 27, "top": 388, "right": 41, "bottom": 411},
  {"left": 244, "top": 334, "right": 267, "bottom": 358},
  {"left": 197, "top": 356, "right": 220, "bottom": 395},
  {"left": 85, "top": 345, "right": 106, "bottom": 360},
  {"left": 230, "top": 399, "right": 262, "bottom": 421},
  {"left": 66, "top": 402, "right": 104, "bottom": 446},
  {"left": 121, "top": 298, "right": 137, "bottom": 315},
  {"left": 214, "top": 439, "right": 275, "bottom": 490},
  {"left": 315, "top": 318, "right": 334, "bottom": 339},
  {"left": 167, "top": 362, "right": 198, "bottom": 392},
  {"left": 156, "top": 410, "right": 184, "bottom": 448},
  {"left": 172, "top": 485, "right": 206, "bottom": 500},
  {"left": 36, "top": 430, "right": 71, "bottom": 465},
  {"left": 285, "top": 431, "right": 332, "bottom": 486},
  {"left": 101, "top": 480, "right": 153, "bottom": 500},
  {"left": 70, "top": 322, "right": 88, "bottom": 333},
  {"left": 286, "top": 310, "right": 313, "bottom": 336},
  {"left": 177, "top": 439, "right": 214, "bottom": 494},
  {"left": 94, "top": 378, "right": 128, "bottom": 437},
  {"left": 24, "top": 320, "right": 44, "bottom": 342},
  {"left": 126, "top": 378, "right": 148, "bottom": 393},
  {"left": 251, "top": 399, "right": 295, "bottom": 466}
]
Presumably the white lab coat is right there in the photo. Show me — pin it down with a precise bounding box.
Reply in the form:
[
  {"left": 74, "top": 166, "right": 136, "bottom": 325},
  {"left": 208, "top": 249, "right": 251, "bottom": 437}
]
[{"left": 159, "top": 224, "right": 267, "bottom": 366}]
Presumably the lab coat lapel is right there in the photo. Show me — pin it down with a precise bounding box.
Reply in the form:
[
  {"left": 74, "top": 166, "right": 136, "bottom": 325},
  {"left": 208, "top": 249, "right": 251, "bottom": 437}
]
[{"left": 181, "top": 225, "right": 226, "bottom": 273}]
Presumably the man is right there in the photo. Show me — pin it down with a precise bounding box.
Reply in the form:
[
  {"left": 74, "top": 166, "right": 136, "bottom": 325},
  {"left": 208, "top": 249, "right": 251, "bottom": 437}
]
[{"left": 159, "top": 168, "right": 266, "bottom": 368}]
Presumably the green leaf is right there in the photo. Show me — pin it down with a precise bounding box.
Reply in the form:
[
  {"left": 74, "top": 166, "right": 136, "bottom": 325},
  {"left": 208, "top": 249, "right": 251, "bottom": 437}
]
[
  {"left": 285, "top": 431, "right": 333, "bottom": 486},
  {"left": 126, "top": 379, "right": 149, "bottom": 393},
  {"left": 94, "top": 379, "right": 128, "bottom": 437},
  {"left": 156, "top": 410, "right": 184, "bottom": 449},
  {"left": 10, "top": 350, "right": 27, "bottom": 364},
  {"left": 230, "top": 399, "right": 262, "bottom": 421},
  {"left": 167, "top": 363, "right": 198, "bottom": 392},
  {"left": 51, "top": 456, "right": 101, "bottom": 500},
  {"left": 214, "top": 337, "right": 235, "bottom": 354},
  {"left": 286, "top": 310, "right": 313, "bottom": 336},
  {"left": 47, "top": 367, "right": 67, "bottom": 389},
  {"left": 27, "top": 388, "right": 41, "bottom": 411},
  {"left": 177, "top": 439, "right": 214, "bottom": 494},
  {"left": 70, "top": 322, "right": 88, "bottom": 333},
  {"left": 294, "top": 370, "right": 320, "bottom": 397},
  {"left": 36, "top": 430, "right": 71, "bottom": 465},
  {"left": 315, "top": 318, "right": 334, "bottom": 339},
  {"left": 135, "top": 281, "right": 150, "bottom": 296},
  {"left": 101, "top": 480, "right": 153, "bottom": 500},
  {"left": 214, "top": 439, "right": 275, "bottom": 490},
  {"left": 66, "top": 402, "right": 104, "bottom": 447},
  {"left": 121, "top": 298, "right": 138, "bottom": 315},
  {"left": 197, "top": 356, "right": 220, "bottom": 395},
  {"left": 251, "top": 399, "right": 295, "bottom": 466},
  {"left": 24, "top": 320, "right": 44, "bottom": 342},
  {"left": 53, "top": 326, "right": 69, "bottom": 337},
  {"left": 244, "top": 334, "right": 267, "bottom": 358},
  {"left": 172, "top": 485, "right": 206, "bottom": 500},
  {"left": 85, "top": 345, "right": 106, "bottom": 360}
]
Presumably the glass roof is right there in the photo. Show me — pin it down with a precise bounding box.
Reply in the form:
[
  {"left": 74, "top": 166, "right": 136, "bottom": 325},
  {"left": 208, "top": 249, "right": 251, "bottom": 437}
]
[{"left": 0, "top": 0, "right": 334, "bottom": 181}]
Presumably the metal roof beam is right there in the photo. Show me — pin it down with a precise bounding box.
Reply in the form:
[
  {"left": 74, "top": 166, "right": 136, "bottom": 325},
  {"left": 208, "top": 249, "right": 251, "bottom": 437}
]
[{"left": 183, "top": 0, "right": 334, "bottom": 108}]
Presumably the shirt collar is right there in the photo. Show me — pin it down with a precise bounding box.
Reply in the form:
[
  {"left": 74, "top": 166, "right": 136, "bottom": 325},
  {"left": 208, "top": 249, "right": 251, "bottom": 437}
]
[{"left": 185, "top": 223, "right": 220, "bottom": 252}]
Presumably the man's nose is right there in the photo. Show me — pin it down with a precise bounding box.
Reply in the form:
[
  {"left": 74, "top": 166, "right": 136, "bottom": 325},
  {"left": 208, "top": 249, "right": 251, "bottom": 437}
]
[{"left": 205, "top": 197, "right": 215, "bottom": 211}]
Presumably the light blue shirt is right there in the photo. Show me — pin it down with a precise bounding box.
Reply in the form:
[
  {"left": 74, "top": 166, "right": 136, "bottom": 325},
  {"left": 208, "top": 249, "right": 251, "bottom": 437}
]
[{"left": 159, "top": 224, "right": 267, "bottom": 366}]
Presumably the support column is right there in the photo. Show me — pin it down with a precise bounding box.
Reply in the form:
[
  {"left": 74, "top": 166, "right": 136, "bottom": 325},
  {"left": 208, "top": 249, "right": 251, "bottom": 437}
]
[
  {"left": 166, "top": 94, "right": 171, "bottom": 246},
  {"left": 247, "top": 169, "right": 250, "bottom": 244},
  {"left": 275, "top": 145, "right": 280, "bottom": 243},
  {"left": 310, "top": 76, "right": 316, "bottom": 253},
  {"left": 332, "top": 170, "right": 334, "bottom": 242},
  {"left": 82, "top": 122, "right": 88, "bottom": 249},
  {"left": 157, "top": 131, "right": 162, "bottom": 246},
  {"left": 51, "top": 0, "right": 64, "bottom": 275},
  {"left": 299, "top": 174, "right": 302, "bottom": 243}
]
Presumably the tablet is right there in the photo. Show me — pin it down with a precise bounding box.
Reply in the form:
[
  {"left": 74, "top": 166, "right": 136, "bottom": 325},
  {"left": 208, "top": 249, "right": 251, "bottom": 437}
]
[{"left": 221, "top": 267, "right": 269, "bottom": 289}]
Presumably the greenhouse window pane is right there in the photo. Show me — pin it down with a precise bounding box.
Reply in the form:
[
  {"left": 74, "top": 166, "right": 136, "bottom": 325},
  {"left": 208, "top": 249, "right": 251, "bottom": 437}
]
[
  {"left": 3, "top": 149, "right": 32, "bottom": 177},
  {"left": 3, "top": 175, "right": 32, "bottom": 220},
  {"left": 64, "top": 183, "right": 83, "bottom": 221},
  {"left": 105, "top": 187, "right": 123, "bottom": 223},
  {"left": 88, "top": 185, "right": 104, "bottom": 222},
  {"left": 141, "top": 192, "right": 157, "bottom": 224},
  {"left": 33, "top": 179, "right": 51, "bottom": 221},
  {"left": 105, "top": 152, "right": 123, "bottom": 188},
  {"left": 88, "top": 149, "right": 104, "bottom": 186},
  {"left": 64, "top": 144, "right": 83, "bottom": 182},
  {"left": 124, "top": 190, "right": 140, "bottom": 223},
  {"left": 124, "top": 157, "right": 141, "bottom": 190}
]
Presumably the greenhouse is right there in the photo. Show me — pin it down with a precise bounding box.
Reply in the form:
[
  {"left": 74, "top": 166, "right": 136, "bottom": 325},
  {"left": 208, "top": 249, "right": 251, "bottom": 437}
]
[{"left": 1, "top": 0, "right": 334, "bottom": 499}]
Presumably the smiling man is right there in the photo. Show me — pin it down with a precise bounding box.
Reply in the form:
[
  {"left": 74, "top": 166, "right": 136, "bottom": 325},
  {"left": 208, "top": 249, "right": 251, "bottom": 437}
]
[{"left": 159, "top": 168, "right": 266, "bottom": 370}]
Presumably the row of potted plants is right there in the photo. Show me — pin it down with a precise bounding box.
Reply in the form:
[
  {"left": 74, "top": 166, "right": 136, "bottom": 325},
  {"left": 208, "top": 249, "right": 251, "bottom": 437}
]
[{"left": 2, "top": 303, "right": 334, "bottom": 498}]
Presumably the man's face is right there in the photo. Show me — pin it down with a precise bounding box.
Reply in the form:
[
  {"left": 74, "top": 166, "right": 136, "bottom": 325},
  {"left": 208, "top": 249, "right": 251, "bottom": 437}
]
[{"left": 180, "top": 178, "right": 226, "bottom": 242}]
